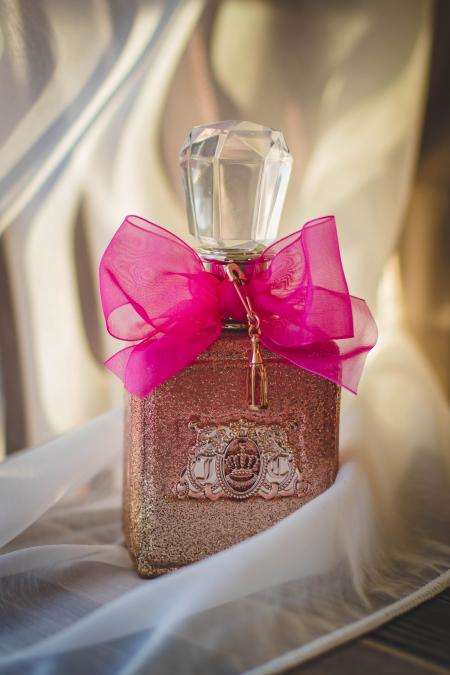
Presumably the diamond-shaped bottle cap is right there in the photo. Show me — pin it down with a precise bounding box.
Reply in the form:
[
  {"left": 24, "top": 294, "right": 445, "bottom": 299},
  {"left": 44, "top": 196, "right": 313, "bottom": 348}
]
[{"left": 179, "top": 121, "right": 292, "bottom": 256}]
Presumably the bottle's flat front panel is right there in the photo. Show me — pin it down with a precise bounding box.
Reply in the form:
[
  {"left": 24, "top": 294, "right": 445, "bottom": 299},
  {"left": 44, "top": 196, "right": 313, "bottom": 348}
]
[{"left": 124, "top": 334, "right": 340, "bottom": 577}]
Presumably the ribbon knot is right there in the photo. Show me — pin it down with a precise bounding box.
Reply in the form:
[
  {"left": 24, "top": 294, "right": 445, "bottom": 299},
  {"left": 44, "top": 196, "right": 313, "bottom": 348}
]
[{"left": 99, "top": 215, "right": 377, "bottom": 398}]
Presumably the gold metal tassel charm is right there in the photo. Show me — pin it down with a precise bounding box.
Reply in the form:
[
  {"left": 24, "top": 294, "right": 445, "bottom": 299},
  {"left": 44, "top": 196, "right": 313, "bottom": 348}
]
[
  {"left": 226, "top": 263, "right": 269, "bottom": 411},
  {"left": 247, "top": 313, "right": 268, "bottom": 410}
]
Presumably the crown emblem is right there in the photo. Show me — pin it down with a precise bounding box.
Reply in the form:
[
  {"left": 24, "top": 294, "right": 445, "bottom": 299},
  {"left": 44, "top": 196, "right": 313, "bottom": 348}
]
[{"left": 223, "top": 438, "right": 262, "bottom": 493}]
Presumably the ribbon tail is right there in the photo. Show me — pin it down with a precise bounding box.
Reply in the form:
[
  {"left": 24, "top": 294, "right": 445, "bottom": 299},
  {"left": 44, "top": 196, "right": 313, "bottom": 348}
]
[
  {"left": 261, "top": 296, "right": 377, "bottom": 394},
  {"left": 104, "top": 344, "right": 136, "bottom": 382},
  {"left": 105, "top": 323, "right": 222, "bottom": 398}
]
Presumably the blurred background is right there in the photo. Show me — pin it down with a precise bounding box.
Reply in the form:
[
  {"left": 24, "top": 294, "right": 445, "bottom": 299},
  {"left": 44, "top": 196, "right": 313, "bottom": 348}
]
[{"left": 0, "top": 0, "right": 448, "bottom": 456}]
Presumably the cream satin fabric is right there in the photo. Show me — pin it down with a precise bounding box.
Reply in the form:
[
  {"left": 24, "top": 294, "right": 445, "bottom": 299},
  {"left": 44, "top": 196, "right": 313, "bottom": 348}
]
[{"left": 0, "top": 1, "right": 449, "bottom": 673}]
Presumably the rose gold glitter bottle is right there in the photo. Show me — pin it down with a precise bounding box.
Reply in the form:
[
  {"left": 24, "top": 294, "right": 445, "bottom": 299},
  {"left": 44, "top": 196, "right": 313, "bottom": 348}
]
[{"left": 124, "top": 122, "right": 340, "bottom": 577}]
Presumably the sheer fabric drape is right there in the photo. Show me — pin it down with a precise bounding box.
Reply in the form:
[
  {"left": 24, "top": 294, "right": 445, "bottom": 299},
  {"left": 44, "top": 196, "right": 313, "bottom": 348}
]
[{"left": 0, "top": 1, "right": 449, "bottom": 673}]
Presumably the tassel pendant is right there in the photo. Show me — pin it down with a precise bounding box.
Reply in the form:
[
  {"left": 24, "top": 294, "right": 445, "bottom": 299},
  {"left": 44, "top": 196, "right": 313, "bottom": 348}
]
[
  {"left": 247, "top": 329, "right": 268, "bottom": 411},
  {"left": 226, "top": 263, "right": 269, "bottom": 411}
]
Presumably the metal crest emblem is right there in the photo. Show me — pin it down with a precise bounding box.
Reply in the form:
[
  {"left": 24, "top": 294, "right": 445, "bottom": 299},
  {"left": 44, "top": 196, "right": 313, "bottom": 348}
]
[{"left": 174, "top": 420, "right": 302, "bottom": 501}]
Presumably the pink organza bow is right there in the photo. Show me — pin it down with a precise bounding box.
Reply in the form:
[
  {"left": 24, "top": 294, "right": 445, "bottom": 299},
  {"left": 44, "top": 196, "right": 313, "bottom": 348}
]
[{"left": 99, "top": 215, "right": 377, "bottom": 398}]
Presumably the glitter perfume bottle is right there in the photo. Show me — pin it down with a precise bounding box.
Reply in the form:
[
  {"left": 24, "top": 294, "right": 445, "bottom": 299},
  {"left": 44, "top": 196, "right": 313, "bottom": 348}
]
[{"left": 123, "top": 122, "right": 340, "bottom": 577}]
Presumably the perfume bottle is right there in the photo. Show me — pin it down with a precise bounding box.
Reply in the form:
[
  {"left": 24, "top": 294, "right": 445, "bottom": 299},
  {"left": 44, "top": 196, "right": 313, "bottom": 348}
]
[{"left": 122, "top": 122, "right": 340, "bottom": 577}]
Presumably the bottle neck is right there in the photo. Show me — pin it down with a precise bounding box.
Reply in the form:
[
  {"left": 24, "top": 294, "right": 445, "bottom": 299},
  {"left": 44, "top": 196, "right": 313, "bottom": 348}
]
[
  {"left": 198, "top": 251, "right": 270, "bottom": 332},
  {"left": 199, "top": 252, "right": 269, "bottom": 276},
  {"left": 197, "top": 246, "right": 264, "bottom": 263}
]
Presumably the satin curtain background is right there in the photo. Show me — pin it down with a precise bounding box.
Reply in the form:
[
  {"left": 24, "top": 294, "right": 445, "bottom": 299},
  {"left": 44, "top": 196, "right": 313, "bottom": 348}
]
[
  {"left": 0, "top": 0, "right": 449, "bottom": 452},
  {"left": 0, "top": 1, "right": 449, "bottom": 674}
]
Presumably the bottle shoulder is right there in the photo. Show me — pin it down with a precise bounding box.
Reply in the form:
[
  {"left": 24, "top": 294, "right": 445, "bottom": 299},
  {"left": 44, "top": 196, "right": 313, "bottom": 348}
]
[{"left": 196, "top": 331, "right": 277, "bottom": 362}]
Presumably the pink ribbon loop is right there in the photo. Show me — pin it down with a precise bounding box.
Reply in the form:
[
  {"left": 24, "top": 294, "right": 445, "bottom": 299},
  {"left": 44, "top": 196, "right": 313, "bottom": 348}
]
[{"left": 99, "top": 214, "right": 377, "bottom": 398}]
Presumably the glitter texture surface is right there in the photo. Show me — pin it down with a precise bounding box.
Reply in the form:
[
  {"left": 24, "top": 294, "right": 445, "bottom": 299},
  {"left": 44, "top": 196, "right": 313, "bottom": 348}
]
[{"left": 124, "top": 332, "right": 340, "bottom": 577}]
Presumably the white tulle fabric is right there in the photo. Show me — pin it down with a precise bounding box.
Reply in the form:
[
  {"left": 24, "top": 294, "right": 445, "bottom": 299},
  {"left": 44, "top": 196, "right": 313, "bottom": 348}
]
[{"left": 0, "top": 1, "right": 449, "bottom": 673}]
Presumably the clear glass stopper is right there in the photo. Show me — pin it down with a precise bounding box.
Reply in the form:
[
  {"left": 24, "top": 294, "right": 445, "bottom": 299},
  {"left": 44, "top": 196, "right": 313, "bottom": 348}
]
[{"left": 179, "top": 120, "right": 292, "bottom": 257}]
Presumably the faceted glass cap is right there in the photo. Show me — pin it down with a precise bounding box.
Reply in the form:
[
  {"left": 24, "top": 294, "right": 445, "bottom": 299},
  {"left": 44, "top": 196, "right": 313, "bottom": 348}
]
[{"left": 179, "top": 120, "right": 292, "bottom": 255}]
